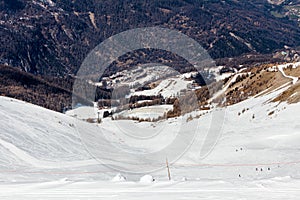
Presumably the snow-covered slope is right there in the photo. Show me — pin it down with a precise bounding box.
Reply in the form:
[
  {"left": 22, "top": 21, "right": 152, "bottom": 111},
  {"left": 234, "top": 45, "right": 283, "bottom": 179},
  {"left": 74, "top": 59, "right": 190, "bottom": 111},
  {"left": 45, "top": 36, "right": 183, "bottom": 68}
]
[
  {"left": 1, "top": 86, "right": 300, "bottom": 176},
  {"left": 132, "top": 76, "right": 194, "bottom": 98},
  {"left": 1, "top": 87, "right": 300, "bottom": 198},
  {"left": 0, "top": 97, "right": 107, "bottom": 182}
]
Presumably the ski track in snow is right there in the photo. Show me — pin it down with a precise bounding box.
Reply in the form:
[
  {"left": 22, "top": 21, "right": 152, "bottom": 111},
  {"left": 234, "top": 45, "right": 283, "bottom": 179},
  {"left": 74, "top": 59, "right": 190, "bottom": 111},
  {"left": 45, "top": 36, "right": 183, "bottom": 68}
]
[{"left": 277, "top": 64, "right": 299, "bottom": 85}]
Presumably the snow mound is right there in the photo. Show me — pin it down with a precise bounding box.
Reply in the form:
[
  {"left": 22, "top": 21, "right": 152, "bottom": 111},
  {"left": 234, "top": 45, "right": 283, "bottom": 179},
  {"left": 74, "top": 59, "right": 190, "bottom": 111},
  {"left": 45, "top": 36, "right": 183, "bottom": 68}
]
[
  {"left": 111, "top": 173, "right": 126, "bottom": 182},
  {"left": 139, "top": 175, "right": 155, "bottom": 183}
]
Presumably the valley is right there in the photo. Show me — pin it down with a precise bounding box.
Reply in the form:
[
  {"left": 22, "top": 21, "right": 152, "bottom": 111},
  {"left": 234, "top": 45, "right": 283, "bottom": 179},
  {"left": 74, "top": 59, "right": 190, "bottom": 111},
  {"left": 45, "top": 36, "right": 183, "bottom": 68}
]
[{"left": 1, "top": 0, "right": 300, "bottom": 199}]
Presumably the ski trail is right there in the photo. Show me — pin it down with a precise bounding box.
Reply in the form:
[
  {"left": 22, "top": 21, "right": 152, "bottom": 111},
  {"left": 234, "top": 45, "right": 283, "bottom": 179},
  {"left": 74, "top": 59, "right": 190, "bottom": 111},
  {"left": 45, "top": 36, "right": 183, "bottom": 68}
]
[
  {"left": 209, "top": 74, "right": 240, "bottom": 103},
  {"left": 0, "top": 138, "right": 98, "bottom": 169},
  {"left": 278, "top": 64, "right": 298, "bottom": 85}
]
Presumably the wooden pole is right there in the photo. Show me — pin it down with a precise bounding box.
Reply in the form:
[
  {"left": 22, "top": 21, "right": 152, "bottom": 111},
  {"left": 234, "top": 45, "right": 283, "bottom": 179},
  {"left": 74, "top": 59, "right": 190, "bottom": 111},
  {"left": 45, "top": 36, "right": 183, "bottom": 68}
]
[{"left": 166, "top": 157, "right": 171, "bottom": 181}]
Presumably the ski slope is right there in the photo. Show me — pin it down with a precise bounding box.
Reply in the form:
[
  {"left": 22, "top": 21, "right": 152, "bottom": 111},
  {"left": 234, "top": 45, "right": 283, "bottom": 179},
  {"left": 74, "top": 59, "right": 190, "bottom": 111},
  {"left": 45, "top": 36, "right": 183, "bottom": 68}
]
[
  {"left": 1, "top": 87, "right": 300, "bottom": 199},
  {"left": 208, "top": 73, "right": 240, "bottom": 103},
  {"left": 133, "top": 77, "right": 193, "bottom": 98}
]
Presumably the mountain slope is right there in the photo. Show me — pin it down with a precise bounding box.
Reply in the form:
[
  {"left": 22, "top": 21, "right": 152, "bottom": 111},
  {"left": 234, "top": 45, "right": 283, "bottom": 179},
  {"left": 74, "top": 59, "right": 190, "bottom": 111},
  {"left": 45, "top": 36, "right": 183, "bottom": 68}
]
[
  {"left": 1, "top": 0, "right": 300, "bottom": 75},
  {"left": 0, "top": 64, "right": 73, "bottom": 112},
  {"left": 1, "top": 75, "right": 300, "bottom": 182}
]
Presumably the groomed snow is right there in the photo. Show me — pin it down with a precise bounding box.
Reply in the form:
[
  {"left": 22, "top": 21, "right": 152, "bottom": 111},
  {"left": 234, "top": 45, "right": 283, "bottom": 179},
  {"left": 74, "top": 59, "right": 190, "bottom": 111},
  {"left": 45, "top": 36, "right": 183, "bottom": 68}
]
[
  {"left": 2, "top": 177, "right": 300, "bottom": 199},
  {"left": 1, "top": 87, "right": 300, "bottom": 199}
]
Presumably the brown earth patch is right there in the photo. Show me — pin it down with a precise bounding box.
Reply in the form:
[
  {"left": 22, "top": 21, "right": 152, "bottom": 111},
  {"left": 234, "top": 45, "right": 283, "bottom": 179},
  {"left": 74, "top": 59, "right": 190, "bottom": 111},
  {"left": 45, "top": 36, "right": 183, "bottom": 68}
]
[
  {"left": 284, "top": 65, "right": 300, "bottom": 78},
  {"left": 224, "top": 64, "right": 291, "bottom": 106}
]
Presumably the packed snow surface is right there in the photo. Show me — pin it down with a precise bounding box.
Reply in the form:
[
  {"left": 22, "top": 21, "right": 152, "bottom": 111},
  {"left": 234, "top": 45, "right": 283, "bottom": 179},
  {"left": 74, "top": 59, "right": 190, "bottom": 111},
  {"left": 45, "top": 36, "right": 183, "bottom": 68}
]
[{"left": 1, "top": 87, "right": 300, "bottom": 199}]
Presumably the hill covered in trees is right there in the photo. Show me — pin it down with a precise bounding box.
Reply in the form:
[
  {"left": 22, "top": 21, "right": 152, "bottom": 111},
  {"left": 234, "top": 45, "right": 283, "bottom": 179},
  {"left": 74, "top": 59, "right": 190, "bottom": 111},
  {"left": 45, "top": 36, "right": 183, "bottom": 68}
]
[{"left": 0, "top": 0, "right": 300, "bottom": 75}]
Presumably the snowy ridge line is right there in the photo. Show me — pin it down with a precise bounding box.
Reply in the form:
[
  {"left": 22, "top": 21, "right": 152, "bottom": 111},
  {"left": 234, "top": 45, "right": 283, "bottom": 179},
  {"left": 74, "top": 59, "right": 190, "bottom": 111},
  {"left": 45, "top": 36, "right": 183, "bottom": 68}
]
[{"left": 1, "top": 160, "right": 300, "bottom": 175}]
